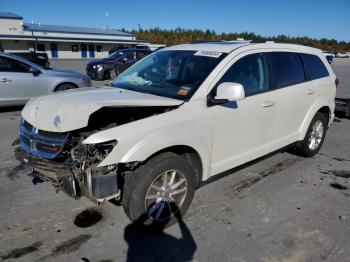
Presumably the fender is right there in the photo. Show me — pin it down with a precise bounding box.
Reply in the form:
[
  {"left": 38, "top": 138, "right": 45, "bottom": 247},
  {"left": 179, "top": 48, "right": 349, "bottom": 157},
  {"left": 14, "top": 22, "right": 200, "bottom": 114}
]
[
  {"left": 89, "top": 128, "right": 211, "bottom": 181},
  {"left": 83, "top": 103, "right": 213, "bottom": 180},
  {"left": 298, "top": 97, "right": 331, "bottom": 141}
]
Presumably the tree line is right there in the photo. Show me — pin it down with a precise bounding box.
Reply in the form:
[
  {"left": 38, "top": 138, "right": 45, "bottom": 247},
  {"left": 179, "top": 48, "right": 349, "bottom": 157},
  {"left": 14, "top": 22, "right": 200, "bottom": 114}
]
[{"left": 120, "top": 27, "right": 350, "bottom": 52}]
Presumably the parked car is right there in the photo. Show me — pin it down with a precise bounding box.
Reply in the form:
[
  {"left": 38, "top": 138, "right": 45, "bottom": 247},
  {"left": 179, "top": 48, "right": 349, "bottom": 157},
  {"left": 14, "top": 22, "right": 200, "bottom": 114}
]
[
  {"left": 10, "top": 52, "right": 50, "bottom": 68},
  {"left": 0, "top": 52, "right": 92, "bottom": 107},
  {"left": 86, "top": 48, "right": 152, "bottom": 80},
  {"left": 336, "top": 52, "right": 349, "bottom": 58},
  {"left": 14, "top": 42, "right": 336, "bottom": 230}
]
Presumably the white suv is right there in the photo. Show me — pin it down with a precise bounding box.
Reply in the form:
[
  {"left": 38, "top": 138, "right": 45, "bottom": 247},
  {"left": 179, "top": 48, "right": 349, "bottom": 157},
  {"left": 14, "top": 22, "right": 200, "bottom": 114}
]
[{"left": 15, "top": 42, "right": 336, "bottom": 229}]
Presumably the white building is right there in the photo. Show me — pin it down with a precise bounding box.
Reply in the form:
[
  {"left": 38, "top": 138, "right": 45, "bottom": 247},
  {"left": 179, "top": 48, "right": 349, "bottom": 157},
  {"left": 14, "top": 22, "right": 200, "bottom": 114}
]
[{"left": 0, "top": 12, "right": 150, "bottom": 59}]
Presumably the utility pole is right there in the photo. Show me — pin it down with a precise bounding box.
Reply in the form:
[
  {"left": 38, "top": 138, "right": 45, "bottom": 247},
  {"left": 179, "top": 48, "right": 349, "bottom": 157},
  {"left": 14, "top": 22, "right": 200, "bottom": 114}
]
[{"left": 137, "top": 24, "right": 141, "bottom": 40}]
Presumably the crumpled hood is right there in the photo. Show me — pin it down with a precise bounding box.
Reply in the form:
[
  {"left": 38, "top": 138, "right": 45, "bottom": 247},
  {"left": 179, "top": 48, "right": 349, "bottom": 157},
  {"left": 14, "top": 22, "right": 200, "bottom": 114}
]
[{"left": 21, "top": 87, "right": 183, "bottom": 132}]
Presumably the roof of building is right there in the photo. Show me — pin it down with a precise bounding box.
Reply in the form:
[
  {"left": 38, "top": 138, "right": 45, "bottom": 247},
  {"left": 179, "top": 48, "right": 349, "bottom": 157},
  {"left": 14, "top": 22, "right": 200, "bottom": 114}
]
[
  {"left": 0, "top": 12, "right": 23, "bottom": 20},
  {"left": 165, "top": 41, "right": 321, "bottom": 54},
  {"left": 23, "top": 23, "right": 133, "bottom": 37}
]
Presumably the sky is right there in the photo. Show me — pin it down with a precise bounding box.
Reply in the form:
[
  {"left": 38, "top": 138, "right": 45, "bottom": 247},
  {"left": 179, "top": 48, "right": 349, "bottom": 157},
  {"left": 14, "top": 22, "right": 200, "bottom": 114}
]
[{"left": 1, "top": 0, "right": 349, "bottom": 41}]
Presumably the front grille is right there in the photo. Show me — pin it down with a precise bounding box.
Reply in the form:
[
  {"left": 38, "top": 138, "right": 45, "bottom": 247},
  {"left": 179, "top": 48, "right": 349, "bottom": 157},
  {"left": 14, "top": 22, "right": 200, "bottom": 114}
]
[
  {"left": 22, "top": 136, "right": 30, "bottom": 147},
  {"left": 23, "top": 120, "right": 33, "bottom": 131},
  {"left": 36, "top": 142, "right": 62, "bottom": 154},
  {"left": 19, "top": 119, "right": 68, "bottom": 159},
  {"left": 38, "top": 130, "right": 67, "bottom": 139}
]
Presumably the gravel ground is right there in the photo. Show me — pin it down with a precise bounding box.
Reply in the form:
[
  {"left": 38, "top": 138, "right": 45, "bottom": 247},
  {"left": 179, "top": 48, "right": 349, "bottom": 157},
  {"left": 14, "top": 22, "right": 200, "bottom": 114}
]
[{"left": 0, "top": 58, "right": 349, "bottom": 262}]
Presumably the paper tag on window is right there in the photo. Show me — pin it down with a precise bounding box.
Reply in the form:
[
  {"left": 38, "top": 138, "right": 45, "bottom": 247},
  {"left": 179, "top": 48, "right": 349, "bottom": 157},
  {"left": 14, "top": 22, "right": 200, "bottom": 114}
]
[{"left": 194, "top": 50, "right": 222, "bottom": 58}]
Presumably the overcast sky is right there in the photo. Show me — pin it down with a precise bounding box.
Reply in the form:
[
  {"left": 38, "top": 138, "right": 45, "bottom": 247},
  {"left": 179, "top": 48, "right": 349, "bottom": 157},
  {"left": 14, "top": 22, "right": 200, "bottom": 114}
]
[{"left": 1, "top": 0, "right": 349, "bottom": 41}]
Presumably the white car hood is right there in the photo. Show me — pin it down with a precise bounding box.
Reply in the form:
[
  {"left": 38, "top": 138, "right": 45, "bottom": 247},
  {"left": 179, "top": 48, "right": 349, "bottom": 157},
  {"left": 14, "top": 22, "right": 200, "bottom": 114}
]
[{"left": 21, "top": 87, "right": 183, "bottom": 132}]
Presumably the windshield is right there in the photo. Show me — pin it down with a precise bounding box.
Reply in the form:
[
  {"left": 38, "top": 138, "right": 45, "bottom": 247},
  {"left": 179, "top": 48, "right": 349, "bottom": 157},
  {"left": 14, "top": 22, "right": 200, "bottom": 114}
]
[
  {"left": 106, "top": 51, "right": 124, "bottom": 60},
  {"left": 111, "top": 50, "right": 226, "bottom": 100}
]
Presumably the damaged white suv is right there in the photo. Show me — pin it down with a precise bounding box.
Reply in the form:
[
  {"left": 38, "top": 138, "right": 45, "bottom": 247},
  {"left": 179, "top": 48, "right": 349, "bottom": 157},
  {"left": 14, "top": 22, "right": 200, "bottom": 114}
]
[{"left": 15, "top": 42, "right": 336, "bottom": 229}]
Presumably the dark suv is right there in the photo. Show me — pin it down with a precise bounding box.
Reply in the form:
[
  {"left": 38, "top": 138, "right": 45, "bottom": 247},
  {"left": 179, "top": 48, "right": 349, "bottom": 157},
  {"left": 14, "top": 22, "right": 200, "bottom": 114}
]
[{"left": 86, "top": 48, "right": 152, "bottom": 80}]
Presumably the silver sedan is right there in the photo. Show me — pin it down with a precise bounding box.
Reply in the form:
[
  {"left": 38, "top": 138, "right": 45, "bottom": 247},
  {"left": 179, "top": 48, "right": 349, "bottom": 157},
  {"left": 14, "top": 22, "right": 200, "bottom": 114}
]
[{"left": 0, "top": 52, "right": 92, "bottom": 107}]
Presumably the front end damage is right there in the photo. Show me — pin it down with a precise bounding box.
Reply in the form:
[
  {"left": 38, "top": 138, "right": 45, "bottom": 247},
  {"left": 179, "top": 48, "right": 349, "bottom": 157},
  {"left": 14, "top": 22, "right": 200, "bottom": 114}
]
[{"left": 14, "top": 106, "right": 176, "bottom": 204}]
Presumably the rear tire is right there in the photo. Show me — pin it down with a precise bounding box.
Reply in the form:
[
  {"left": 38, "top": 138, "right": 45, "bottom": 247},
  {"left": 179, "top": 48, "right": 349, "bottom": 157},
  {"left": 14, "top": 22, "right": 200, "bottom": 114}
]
[
  {"left": 122, "top": 152, "right": 196, "bottom": 231},
  {"left": 292, "top": 112, "right": 327, "bottom": 157},
  {"left": 55, "top": 83, "right": 76, "bottom": 92}
]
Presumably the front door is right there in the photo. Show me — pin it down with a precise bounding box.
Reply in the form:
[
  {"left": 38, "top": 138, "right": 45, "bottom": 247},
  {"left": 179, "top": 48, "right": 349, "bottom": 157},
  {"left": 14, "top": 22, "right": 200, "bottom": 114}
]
[
  {"left": 210, "top": 52, "right": 277, "bottom": 175},
  {"left": 88, "top": 44, "right": 95, "bottom": 58},
  {"left": 81, "top": 44, "right": 87, "bottom": 58}
]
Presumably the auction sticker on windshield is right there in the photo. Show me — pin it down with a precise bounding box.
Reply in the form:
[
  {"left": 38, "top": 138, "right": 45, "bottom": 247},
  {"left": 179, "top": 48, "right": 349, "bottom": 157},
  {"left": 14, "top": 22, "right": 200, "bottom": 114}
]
[{"left": 194, "top": 50, "right": 222, "bottom": 58}]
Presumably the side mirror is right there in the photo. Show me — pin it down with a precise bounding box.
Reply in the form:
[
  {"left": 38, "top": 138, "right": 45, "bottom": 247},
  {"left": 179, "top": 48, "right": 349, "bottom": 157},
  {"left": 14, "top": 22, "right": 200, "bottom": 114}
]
[
  {"left": 119, "top": 57, "right": 127, "bottom": 63},
  {"left": 209, "top": 82, "right": 245, "bottom": 105},
  {"left": 29, "top": 67, "right": 41, "bottom": 77}
]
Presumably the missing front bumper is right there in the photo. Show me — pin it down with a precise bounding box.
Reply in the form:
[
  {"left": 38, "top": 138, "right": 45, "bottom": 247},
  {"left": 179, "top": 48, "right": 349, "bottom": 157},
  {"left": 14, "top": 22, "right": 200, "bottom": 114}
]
[{"left": 14, "top": 147, "right": 119, "bottom": 203}]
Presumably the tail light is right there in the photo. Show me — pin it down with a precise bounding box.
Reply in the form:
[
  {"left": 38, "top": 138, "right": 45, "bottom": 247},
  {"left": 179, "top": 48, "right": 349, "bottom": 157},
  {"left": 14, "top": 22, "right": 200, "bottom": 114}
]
[{"left": 335, "top": 78, "right": 340, "bottom": 88}]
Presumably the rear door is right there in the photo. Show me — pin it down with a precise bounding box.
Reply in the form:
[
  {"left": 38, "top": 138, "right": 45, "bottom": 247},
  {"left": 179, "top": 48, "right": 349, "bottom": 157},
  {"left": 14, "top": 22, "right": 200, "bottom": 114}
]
[
  {"left": 0, "top": 56, "right": 46, "bottom": 106},
  {"left": 268, "top": 52, "right": 314, "bottom": 151}
]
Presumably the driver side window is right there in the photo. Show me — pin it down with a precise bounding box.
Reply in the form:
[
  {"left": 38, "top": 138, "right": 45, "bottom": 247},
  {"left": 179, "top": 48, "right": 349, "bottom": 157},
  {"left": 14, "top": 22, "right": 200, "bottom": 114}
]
[
  {"left": 125, "top": 51, "right": 135, "bottom": 60},
  {"left": 219, "top": 53, "right": 269, "bottom": 96},
  {"left": 0, "top": 56, "right": 31, "bottom": 73}
]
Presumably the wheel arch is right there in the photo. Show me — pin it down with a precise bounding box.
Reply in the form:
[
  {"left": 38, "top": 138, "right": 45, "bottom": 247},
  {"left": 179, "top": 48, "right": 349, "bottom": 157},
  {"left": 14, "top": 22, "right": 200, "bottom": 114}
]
[
  {"left": 142, "top": 145, "right": 203, "bottom": 189},
  {"left": 299, "top": 99, "right": 331, "bottom": 141},
  {"left": 54, "top": 82, "right": 79, "bottom": 92}
]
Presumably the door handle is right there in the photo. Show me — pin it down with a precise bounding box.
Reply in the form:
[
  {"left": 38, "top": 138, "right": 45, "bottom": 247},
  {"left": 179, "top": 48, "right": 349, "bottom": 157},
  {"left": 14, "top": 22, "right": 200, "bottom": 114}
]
[
  {"left": 262, "top": 101, "right": 275, "bottom": 107},
  {"left": 0, "top": 78, "right": 12, "bottom": 83},
  {"left": 306, "top": 89, "right": 314, "bottom": 95}
]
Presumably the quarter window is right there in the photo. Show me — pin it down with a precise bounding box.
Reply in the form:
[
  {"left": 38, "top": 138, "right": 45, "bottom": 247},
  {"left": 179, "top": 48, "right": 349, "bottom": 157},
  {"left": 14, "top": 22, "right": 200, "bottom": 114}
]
[
  {"left": 136, "top": 51, "right": 149, "bottom": 59},
  {"left": 300, "top": 53, "right": 329, "bottom": 80},
  {"left": 219, "top": 53, "right": 269, "bottom": 96},
  {"left": 269, "top": 52, "right": 305, "bottom": 88}
]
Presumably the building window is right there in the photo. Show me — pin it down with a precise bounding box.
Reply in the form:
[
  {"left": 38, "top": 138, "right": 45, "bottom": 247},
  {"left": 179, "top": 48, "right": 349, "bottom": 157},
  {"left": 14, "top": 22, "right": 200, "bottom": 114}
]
[
  {"left": 72, "top": 45, "right": 79, "bottom": 52},
  {"left": 96, "top": 45, "right": 103, "bottom": 52},
  {"left": 37, "top": 44, "right": 45, "bottom": 52}
]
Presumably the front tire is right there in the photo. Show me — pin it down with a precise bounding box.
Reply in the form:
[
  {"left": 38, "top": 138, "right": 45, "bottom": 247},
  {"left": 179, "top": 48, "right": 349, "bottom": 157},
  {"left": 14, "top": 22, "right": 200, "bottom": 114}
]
[
  {"left": 55, "top": 83, "right": 76, "bottom": 92},
  {"left": 293, "top": 112, "right": 327, "bottom": 157},
  {"left": 123, "top": 152, "right": 196, "bottom": 230}
]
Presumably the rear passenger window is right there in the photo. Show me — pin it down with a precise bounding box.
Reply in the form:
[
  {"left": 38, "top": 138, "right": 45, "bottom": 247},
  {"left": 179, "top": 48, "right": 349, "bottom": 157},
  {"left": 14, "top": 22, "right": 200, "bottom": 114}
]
[
  {"left": 219, "top": 53, "right": 269, "bottom": 96},
  {"left": 269, "top": 52, "right": 305, "bottom": 88},
  {"left": 300, "top": 53, "right": 329, "bottom": 80}
]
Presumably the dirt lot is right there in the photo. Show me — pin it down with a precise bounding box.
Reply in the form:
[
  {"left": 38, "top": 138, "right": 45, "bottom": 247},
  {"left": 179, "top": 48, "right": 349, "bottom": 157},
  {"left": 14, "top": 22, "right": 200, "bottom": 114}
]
[{"left": 0, "top": 58, "right": 349, "bottom": 262}]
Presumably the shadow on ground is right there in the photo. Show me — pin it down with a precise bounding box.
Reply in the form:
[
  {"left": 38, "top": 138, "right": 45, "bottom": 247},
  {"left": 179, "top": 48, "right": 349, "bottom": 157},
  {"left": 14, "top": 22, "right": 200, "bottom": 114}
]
[{"left": 124, "top": 211, "right": 197, "bottom": 262}]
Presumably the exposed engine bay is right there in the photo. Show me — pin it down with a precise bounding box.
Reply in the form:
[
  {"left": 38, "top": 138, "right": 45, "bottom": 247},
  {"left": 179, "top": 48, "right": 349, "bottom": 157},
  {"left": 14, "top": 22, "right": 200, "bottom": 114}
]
[{"left": 15, "top": 106, "right": 177, "bottom": 204}]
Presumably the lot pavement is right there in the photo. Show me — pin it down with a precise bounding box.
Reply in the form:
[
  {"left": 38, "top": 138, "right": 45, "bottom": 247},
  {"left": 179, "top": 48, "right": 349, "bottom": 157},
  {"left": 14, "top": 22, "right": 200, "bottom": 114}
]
[{"left": 0, "top": 59, "right": 349, "bottom": 262}]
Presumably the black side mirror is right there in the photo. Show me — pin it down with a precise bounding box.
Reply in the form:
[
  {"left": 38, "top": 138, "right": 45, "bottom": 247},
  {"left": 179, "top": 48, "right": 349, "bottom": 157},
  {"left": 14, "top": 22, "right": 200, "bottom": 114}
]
[
  {"left": 29, "top": 67, "right": 41, "bottom": 77},
  {"left": 119, "top": 57, "right": 127, "bottom": 64}
]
